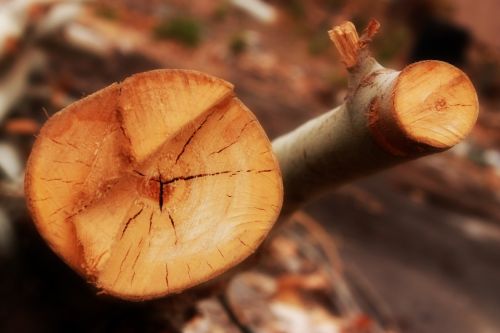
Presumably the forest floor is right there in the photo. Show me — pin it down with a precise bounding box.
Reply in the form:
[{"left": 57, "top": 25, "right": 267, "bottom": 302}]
[{"left": 1, "top": 1, "right": 499, "bottom": 332}]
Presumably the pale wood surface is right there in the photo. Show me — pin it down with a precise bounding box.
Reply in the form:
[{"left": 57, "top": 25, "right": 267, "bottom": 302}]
[
  {"left": 393, "top": 60, "right": 478, "bottom": 149},
  {"left": 25, "top": 69, "right": 283, "bottom": 300}
]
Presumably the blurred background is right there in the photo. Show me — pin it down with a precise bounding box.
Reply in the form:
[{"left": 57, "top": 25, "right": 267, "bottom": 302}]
[{"left": 0, "top": 0, "right": 499, "bottom": 332}]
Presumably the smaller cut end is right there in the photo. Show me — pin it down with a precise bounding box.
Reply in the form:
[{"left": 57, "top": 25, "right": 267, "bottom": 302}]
[
  {"left": 393, "top": 60, "right": 479, "bottom": 150},
  {"left": 368, "top": 60, "right": 478, "bottom": 156}
]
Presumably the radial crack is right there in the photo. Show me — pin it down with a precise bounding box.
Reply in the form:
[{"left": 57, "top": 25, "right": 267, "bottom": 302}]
[
  {"left": 160, "top": 168, "right": 274, "bottom": 186},
  {"left": 175, "top": 110, "right": 216, "bottom": 163},
  {"left": 149, "top": 211, "right": 154, "bottom": 233},
  {"left": 130, "top": 239, "right": 143, "bottom": 284},
  {"left": 238, "top": 237, "right": 250, "bottom": 248},
  {"left": 163, "top": 170, "right": 233, "bottom": 184},
  {"left": 168, "top": 211, "right": 178, "bottom": 244},
  {"left": 121, "top": 207, "right": 144, "bottom": 239},
  {"left": 209, "top": 120, "right": 255, "bottom": 156},
  {"left": 165, "top": 263, "right": 169, "bottom": 289},
  {"left": 113, "top": 245, "right": 132, "bottom": 286},
  {"left": 217, "top": 247, "right": 225, "bottom": 258},
  {"left": 133, "top": 170, "right": 145, "bottom": 177},
  {"left": 159, "top": 180, "right": 165, "bottom": 211}
]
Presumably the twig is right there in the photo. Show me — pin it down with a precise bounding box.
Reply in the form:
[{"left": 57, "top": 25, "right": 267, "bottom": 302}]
[{"left": 217, "top": 293, "right": 255, "bottom": 333}]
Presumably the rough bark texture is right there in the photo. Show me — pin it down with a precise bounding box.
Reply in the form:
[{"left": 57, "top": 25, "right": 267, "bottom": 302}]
[
  {"left": 273, "top": 20, "right": 478, "bottom": 215},
  {"left": 25, "top": 69, "right": 283, "bottom": 300}
]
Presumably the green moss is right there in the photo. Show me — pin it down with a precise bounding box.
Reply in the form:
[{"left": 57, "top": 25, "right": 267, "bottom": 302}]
[
  {"left": 286, "top": 0, "right": 305, "bottom": 19},
  {"left": 308, "top": 32, "right": 330, "bottom": 56},
  {"left": 374, "top": 25, "right": 410, "bottom": 63},
  {"left": 213, "top": 1, "right": 230, "bottom": 22},
  {"left": 229, "top": 33, "right": 247, "bottom": 55},
  {"left": 154, "top": 17, "right": 202, "bottom": 47},
  {"left": 350, "top": 15, "right": 369, "bottom": 33},
  {"left": 467, "top": 147, "right": 488, "bottom": 166},
  {"left": 325, "top": 0, "right": 346, "bottom": 10},
  {"left": 325, "top": 69, "right": 348, "bottom": 91},
  {"left": 95, "top": 5, "right": 118, "bottom": 21}
]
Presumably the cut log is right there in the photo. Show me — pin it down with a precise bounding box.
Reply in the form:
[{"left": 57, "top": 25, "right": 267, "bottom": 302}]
[
  {"left": 273, "top": 20, "right": 479, "bottom": 215},
  {"left": 24, "top": 20, "right": 479, "bottom": 302},
  {"left": 25, "top": 69, "right": 283, "bottom": 300}
]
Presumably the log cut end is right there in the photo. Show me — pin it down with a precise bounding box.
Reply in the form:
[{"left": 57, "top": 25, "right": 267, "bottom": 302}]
[
  {"left": 393, "top": 60, "right": 479, "bottom": 150},
  {"left": 330, "top": 21, "right": 478, "bottom": 156},
  {"left": 367, "top": 60, "right": 478, "bottom": 156},
  {"left": 25, "top": 69, "right": 283, "bottom": 300}
]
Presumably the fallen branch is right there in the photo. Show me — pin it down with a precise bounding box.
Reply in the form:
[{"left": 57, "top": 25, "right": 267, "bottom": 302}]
[{"left": 24, "top": 20, "right": 478, "bottom": 301}]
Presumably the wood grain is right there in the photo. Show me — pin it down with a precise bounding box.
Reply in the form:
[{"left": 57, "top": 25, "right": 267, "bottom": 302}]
[{"left": 25, "top": 69, "right": 283, "bottom": 300}]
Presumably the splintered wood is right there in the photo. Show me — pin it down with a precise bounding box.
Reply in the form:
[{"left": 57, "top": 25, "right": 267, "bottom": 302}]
[{"left": 25, "top": 69, "right": 283, "bottom": 300}]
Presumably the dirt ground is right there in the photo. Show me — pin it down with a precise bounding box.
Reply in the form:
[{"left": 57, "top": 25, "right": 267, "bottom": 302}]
[{"left": 308, "top": 159, "right": 500, "bottom": 332}]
